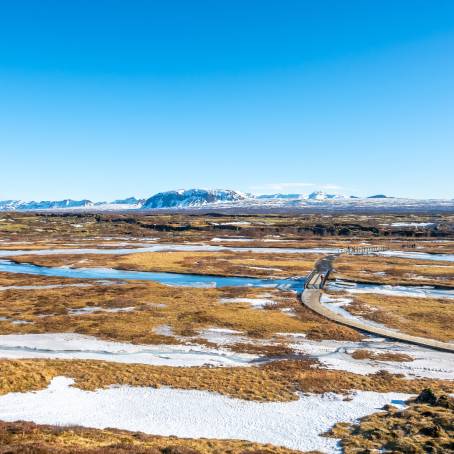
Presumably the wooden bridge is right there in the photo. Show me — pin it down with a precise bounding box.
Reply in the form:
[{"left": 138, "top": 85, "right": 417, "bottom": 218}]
[
  {"left": 300, "top": 255, "right": 454, "bottom": 353},
  {"left": 338, "top": 245, "right": 386, "bottom": 255},
  {"left": 304, "top": 255, "right": 333, "bottom": 289}
]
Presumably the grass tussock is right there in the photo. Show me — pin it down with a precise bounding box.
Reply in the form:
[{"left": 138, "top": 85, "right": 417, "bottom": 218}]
[
  {"left": 0, "top": 359, "right": 452, "bottom": 402},
  {"left": 0, "top": 272, "right": 94, "bottom": 287},
  {"left": 326, "top": 389, "right": 454, "bottom": 453},
  {"left": 343, "top": 293, "right": 454, "bottom": 342},
  {"left": 0, "top": 280, "right": 361, "bottom": 344},
  {"left": 0, "top": 420, "right": 303, "bottom": 454},
  {"left": 332, "top": 255, "right": 454, "bottom": 287}
]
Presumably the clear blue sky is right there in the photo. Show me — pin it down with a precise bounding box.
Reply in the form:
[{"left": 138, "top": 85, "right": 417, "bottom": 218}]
[{"left": 1, "top": 1, "right": 453, "bottom": 200}]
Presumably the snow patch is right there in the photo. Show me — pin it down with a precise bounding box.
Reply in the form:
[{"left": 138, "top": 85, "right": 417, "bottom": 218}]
[
  {"left": 219, "top": 297, "right": 276, "bottom": 308},
  {"left": 0, "top": 333, "right": 259, "bottom": 367},
  {"left": 0, "top": 376, "right": 410, "bottom": 453},
  {"left": 328, "top": 281, "right": 454, "bottom": 299}
]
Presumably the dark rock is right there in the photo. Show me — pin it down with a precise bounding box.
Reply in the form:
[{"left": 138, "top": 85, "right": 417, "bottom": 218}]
[
  {"left": 435, "top": 394, "right": 454, "bottom": 409},
  {"left": 162, "top": 447, "right": 200, "bottom": 454},
  {"left": 419, "top": 425, "right": 442, "bottom": 437},
  {"left": 415, "top": 388, "right": 437, "bottom": 405}
]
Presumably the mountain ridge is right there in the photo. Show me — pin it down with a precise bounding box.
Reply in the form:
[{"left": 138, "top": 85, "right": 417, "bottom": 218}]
[{"left": 1, "top": 189, "right": 452, "bottom": 212}]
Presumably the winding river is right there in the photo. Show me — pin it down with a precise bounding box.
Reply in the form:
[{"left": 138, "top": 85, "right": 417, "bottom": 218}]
[
  {"left": 0, "top": 260, "right": 300, "bottom": 290},
  {"left": 0, "top": 243, "right": 452, "bottom": 292}
]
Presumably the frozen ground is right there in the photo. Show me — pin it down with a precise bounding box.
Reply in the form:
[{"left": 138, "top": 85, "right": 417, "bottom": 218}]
[
  {"left": 0, "top": 332, "right": 451, "bottom": 380},
  {"left": 0, "top": 244, "right": 335, "bottom": 256},
  {"left": 0, "top": 333, "right": 260, "bottom": 367},
  {"left": 288, "top": 336, "right": 454, "bottom": 380},
  {"left": 0, "top": 375, "right": 410, "bottom": 453},
  {"left": 0, "top": 282, "right": 114, "bottom": 291},
  {"left": 0, "top": 261, "right": 295, "bottom": 289},
  {"left": 219, "top": 297, "right": 276, "bottom": 308},
  {"left": 210, "top": 237, "right": 252, "bottom": 242},
  {"left": 378, "top": 222, "right": 436, "bottom": 228},
  {"left": 198, "top": 328, "right": 248, "bottom": 345},
  {"left": 68, "top": 306, "right": 135, "bottom": 315},
  {"left": 328, "top": 281, "right": 454, "bottom": 299},
  {"left": 377, "top": 250, "right": 454, "bottom": 262},
  {"left": 319, "top": 294, "right": 399, "bottom": 334},
  {"left": 2, "top": 244, "right": 454, "bottom": 267}
]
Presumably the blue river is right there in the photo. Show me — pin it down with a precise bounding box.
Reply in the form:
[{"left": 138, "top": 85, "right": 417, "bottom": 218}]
[{"left": 0, "top": 260, "right": 303, "bottom": 290}]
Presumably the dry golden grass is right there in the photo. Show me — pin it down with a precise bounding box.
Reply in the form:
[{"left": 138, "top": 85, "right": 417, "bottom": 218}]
[
  {"left": 326, "top": 390, "right": 454, "bottom": 453},
  {"left": 400, "top": 240, "right": 454, "bottom": 254},
  {"left": 0, "top": 358, "right": 453, "bottom": 402},
  {"left": 332, "top": 255, "right": 454, "bottom": 287},
  {"left": 350, "top": 349, "right": 413, "bottom": 362},
  {"left": 344, "top": 293, "right": 454, "bottom": 342},
  {"left": 0, "top": 279, "right": 361, "bottom": 345},
  {"left": 0, "top": 420, "right": 303, "bottom": 454},
  {"left": 0, "top": 272, "right": 93, "bottom": 287},
  {"left": 122, "top": 251, "right": 320, "bottom": 278},
  {"left": 8, "top": 250, "right": 320, "bottom": 279}
]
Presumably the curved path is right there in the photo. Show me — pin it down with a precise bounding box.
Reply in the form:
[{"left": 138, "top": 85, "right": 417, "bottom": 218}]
[{"left": 300, "top": 256, "right": 454, "bottom": 353}]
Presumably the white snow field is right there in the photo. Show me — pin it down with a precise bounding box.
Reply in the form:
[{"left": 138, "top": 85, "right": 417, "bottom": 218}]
[
  {"left": 377, "top": 249, "right": 454, "bottom": 262},
  {"left": 328, "top": 281, "right": 454, "bottom": 299},
  {"left": 0, "top": 333, "right": 260, "bottom": 367},
  {"left": 1, "top": 244, "right": 454, "bottom": 264},
  {"left": 0, "top": 376, "right": 410, "bottom": 453},
  {"left": 219, "top": 297, "right": 277, "bottom": 308},
  {"left": 389, "top": 222, "right": 435, "bottom": 227},
  {"left": 0, "top": 244, "right": 335, "bottom": 256},
  {"left": 319, "top": 294, "right": 401, "bottom": 334},
  {"left": 0, "top": 332, "right": 452, "bottom": 380},
  {"left": 289, "top": 337, "right": 454, "bottom": 380}
]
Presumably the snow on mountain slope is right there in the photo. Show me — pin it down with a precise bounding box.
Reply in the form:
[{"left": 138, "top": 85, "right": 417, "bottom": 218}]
[
  {"left": 142, "top": 189, "right": 247, "bottom": 209},
  {"left": 256, "top": 193, "right": 302, "bottom": 200},
  {"left": 257, "top": 191, "right": 346, "bottom": 201},
  {"left": 0, "top": 189, "right": 452, "bottom": 211},
  {"left": 111, "top": 197, "right": 144, "bottom": 205},
  {"left": 0, "top": 199, "right": 94, "bottom": 211},
  {"left": 306, "top": 191, "right": 344, "bottom": 200}
]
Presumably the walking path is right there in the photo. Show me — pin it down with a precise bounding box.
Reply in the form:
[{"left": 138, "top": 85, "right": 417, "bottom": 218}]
[{"left": 300, "top": 256, "right": 454, "bottom": 353}]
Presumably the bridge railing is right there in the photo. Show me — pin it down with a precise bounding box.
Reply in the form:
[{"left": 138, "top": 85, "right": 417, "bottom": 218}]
[
  {"left": 304, "top": 269, "right": 330, "bottom": 290},
  {"left": 338, "top": 246, "right": 386, "bottom": 255}
]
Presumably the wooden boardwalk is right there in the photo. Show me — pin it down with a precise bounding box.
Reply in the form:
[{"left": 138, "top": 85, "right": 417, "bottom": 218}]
[
  {"left": 300, "top": 257, "right": 454, "bottom": 353},
  {"left": 338, "top": 245, "right": 386, "bottom": 255}
]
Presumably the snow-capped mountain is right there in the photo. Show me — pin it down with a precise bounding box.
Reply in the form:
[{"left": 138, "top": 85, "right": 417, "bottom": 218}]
[
  {"left": 142, "top": 189, "right": 247, "bottom": 209},
  {"left": 305, "top": 191, "right": 344, "bottom": 200},
  {"left": 111, "top": 197, "right": 144, "bottom": 205},
  {"left": 0, "top": 199, "right": 94, "bottom": 211},
  {"left": 0, "top": 189, "right": 452, "bottom": 212},
  {"left": 256, "top": 193, "right": 302, "bottom": 200},
  {"left": 0, "top": 197, "right": 145, "bottom": 211},
  {"left": 257, "top": 191, "right": 345, "bottom": 201}
]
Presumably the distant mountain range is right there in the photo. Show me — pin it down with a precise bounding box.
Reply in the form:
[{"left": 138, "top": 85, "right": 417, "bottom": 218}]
[
  {"left": 142, "top": 189, "right": 244, "bottom": 209},
  {"left": 0, "top": 189, "right": 452, "bottom": 212},
  {"left": 0, "top": 197, "right": 144, "bottom": 211}
]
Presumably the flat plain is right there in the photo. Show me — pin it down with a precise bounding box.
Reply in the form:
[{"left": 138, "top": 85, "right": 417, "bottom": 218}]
[{"left": 0, "top": 212, "right": 453, "bottom": 453}]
